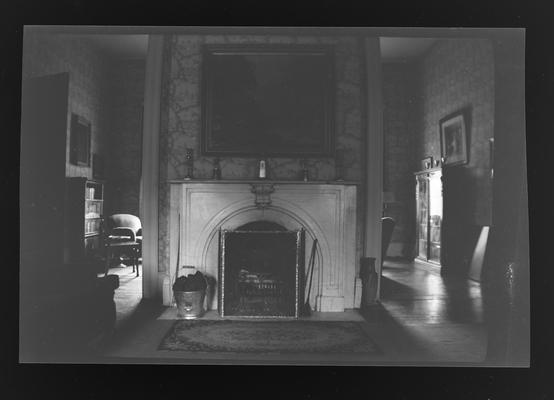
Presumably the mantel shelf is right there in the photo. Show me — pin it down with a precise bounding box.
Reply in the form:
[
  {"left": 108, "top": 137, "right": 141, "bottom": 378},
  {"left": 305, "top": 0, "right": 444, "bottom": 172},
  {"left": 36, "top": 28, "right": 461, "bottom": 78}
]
[{"left": 168, "top": 179, "right": 362, "bottom": 185}]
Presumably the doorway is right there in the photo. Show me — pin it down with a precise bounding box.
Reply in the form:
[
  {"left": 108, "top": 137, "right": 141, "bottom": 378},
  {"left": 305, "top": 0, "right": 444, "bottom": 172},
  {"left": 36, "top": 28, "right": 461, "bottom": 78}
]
[{"left": 98, "top": 34, "right": 149, "bottom": 326}]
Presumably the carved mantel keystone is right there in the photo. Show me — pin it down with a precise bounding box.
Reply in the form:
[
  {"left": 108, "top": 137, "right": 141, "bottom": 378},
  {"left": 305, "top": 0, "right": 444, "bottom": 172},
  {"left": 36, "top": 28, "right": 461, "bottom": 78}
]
[{"left": 250, "top": 183, "right": 275, "bottom": 209}]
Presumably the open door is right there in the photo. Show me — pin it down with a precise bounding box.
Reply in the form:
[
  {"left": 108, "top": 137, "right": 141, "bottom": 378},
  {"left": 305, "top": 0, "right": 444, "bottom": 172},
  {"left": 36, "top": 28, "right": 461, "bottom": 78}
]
[{"left": 20, "top": 72, "right": 70, "bottom": 358}]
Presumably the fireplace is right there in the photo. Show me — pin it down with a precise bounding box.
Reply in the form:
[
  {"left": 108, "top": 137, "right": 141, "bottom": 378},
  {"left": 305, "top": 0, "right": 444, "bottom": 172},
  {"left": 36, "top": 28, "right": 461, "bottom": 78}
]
[
  {"left": 219, "top": 221, "right": 303, "bottom": 318},
  {"left": 167, "top": 181, "right": 359, "bottom": 312}
]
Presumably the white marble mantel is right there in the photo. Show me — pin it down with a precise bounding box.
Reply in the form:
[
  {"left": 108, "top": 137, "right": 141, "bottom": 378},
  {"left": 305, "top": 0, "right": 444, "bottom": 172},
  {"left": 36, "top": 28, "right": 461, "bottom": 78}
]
[{"left": 166, "top": 180, "right": 360, "bottom": 312}]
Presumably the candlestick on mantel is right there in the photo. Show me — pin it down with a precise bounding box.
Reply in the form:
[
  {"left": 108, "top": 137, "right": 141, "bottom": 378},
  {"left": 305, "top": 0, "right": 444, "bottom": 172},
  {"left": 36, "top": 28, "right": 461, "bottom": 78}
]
[
  {"left": 184, "top": 148, "right": 194, "bottom": 180},
  {"left": 212, "top": 157, "right": 222, "bottom": 180},
  {"left": 300, "top": 159, "right": 309, "bottom": 181}
]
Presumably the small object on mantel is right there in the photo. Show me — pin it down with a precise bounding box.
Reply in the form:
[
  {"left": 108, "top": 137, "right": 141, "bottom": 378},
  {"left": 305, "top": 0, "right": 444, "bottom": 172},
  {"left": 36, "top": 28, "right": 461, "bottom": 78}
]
[
  {"left": 300, "top": 159, "right": 309, "bottom": 182},
  {"left": 258, "top": 158, "right": 268, "bottom": 180},
  {"left": 184, "top": 148, "right": 194, "bottom": 180},
  {"left": 212, "top": 157, "right": 222, "bottom": 180}
]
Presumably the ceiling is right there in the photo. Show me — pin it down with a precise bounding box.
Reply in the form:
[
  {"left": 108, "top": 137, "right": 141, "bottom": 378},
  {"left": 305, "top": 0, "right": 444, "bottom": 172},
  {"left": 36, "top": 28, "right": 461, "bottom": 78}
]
[
  {"left": 79, "top": 34, "right": 149, "bottom": 59},
  {"left": 379, "top": 37, "right": 437, "bottom": 62},
  {"left": 72, "top": 34, "right": 436, "bottom": 62}
]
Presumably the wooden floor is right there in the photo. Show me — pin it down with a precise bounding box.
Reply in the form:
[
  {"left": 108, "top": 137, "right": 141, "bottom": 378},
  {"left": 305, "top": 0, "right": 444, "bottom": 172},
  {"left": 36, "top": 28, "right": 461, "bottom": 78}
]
[
  {"left": 381, "top": 259, "right": 483, "bottom": 324},
  {"left": 96, "top": 259, "right": 487, "bottom": 365},
  {"left": 377, "top": 259, "right": 486, "bottom": 364}
]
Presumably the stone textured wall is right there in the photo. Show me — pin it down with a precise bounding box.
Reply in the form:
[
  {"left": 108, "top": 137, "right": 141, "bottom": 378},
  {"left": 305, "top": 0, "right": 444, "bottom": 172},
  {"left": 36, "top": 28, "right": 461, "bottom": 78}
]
[
  {"left": 382, "top": 63, "right": 418, "bottom": 257},
  {"left": 104, "top": 60, "right": 145, "bottom": 216},
  {"left": 22, "top": 32, "right": 112, "bottom": 180},
  {"left": 158, "top": 34, "right": 365, "bottom": 273},
  {"left": 417, "top": 39, "right": 494, "bottom": 225}
]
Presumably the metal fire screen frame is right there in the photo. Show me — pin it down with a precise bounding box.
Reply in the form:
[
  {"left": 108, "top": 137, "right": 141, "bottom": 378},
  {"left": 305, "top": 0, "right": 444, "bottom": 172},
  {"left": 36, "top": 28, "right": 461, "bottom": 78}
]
[{"left": 218, "top": 228, "right": 304, "bottom": 318}]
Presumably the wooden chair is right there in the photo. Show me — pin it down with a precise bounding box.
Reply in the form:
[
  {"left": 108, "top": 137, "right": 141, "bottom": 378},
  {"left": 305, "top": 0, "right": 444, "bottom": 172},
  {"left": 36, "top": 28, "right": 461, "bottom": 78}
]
[{"left": 103, "top": 214, "right": 142, "bottom": 276}]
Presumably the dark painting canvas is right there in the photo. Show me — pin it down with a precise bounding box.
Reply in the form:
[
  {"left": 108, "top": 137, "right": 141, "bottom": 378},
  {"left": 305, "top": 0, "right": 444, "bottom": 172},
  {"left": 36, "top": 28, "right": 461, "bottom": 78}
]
[{"left": 202, "top": 45, "right": 335, "bottom": 157}]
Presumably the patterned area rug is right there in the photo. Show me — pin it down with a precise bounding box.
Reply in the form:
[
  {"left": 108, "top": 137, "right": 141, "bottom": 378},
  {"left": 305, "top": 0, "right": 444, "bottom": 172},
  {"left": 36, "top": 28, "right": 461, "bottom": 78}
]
[{"left": 158, "top": 320, "right": 381, "bottom": 354}]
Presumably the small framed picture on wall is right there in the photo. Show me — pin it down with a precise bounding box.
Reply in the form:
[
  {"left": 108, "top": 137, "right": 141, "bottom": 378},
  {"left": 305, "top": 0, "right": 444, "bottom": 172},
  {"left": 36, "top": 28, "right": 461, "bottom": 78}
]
[{"left": 440, "top": 109, "right": 469, "bottom": 167}]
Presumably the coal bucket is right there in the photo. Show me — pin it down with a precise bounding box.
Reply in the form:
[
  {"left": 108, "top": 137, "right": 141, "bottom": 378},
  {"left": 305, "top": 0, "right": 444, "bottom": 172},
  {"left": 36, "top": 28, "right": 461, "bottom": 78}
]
[{"left": 174, "top": 290, "right": 206, "bottom": 319}]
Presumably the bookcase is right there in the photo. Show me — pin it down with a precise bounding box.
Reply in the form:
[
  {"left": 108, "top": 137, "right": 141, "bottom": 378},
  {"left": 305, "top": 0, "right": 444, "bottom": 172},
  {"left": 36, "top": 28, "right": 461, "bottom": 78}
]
[{"left": 65, "top": 177, "right": 105, "bottom": 263}]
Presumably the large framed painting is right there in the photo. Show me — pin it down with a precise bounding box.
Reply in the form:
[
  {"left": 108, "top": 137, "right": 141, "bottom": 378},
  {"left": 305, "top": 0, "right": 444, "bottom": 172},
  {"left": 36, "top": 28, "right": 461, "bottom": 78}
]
[{"left": 201, "top": 45, "right": 335, "bottom": 157}]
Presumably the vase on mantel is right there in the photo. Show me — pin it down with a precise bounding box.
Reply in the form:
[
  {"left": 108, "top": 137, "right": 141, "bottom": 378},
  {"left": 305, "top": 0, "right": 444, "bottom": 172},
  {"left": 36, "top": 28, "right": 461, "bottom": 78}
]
[
  {"left": 258, "top": 158, "right": 268, "bottom": 180},
  {"left": 184, "top": 148, "right": 194, "bottom": 180}
]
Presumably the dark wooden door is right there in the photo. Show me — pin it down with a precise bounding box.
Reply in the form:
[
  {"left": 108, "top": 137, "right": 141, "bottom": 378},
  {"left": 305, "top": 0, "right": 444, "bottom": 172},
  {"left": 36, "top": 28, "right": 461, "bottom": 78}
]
[{"left": 20, "top": 73, "right": 69, "bottom": 284}]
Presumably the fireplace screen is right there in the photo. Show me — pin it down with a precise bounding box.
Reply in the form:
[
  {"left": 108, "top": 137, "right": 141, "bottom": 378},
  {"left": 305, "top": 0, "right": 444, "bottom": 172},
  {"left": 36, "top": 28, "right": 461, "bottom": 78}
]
[{"left": 219, "top": 227, "right": 304, "bottom": 318}]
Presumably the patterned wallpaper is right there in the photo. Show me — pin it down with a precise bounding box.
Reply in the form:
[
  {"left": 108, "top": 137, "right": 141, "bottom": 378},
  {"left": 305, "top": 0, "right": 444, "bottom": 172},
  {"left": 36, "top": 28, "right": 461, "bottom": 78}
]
[
  {"left": 382, "top": 63, "right": 418, "bottom": 257},
  {"left": 417, "top": 39, "right": 495, "bottom": 225},
  {"left": 158, "top": 34, "right": 366, "bottom": 273},
  {"left": 22, "top": 32, "right": 112, "bottom": 180}
]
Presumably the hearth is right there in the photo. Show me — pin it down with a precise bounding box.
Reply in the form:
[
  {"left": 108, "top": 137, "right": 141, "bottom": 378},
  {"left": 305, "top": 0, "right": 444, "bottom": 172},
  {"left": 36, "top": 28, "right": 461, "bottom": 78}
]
[{"left": 218, "top": 222, "right": 304, "bottom": 318}]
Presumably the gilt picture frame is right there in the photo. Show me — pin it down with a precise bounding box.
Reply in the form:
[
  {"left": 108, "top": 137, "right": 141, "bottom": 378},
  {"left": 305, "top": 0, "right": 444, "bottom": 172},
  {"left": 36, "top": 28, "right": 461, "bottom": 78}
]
[
  {"left": 201, "top": 45, "right": 335, "bottom": 157},
  {"left": 439, "top": 109, "right": 469, "bottom": 167}
]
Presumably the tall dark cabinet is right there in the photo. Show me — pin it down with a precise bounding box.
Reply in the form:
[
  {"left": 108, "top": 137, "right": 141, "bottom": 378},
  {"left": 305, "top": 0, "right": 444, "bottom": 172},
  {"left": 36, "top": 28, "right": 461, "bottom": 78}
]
[{"left": 20, "top": 73, "right": 70, "bottom": 280}]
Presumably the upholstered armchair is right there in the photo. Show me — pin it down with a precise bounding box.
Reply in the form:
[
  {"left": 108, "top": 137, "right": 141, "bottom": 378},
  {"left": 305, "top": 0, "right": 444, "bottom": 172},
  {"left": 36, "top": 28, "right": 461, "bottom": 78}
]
[
  {"left": 104, "top": 214, "right": 142, "bottom": 273},
  {"left": 105, "top": 214, "right": 142, "bottom": 244}
]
